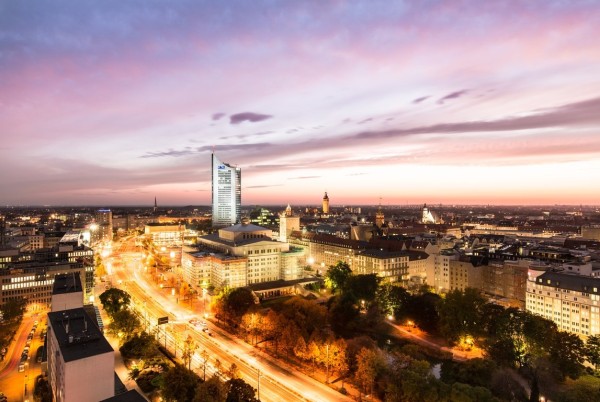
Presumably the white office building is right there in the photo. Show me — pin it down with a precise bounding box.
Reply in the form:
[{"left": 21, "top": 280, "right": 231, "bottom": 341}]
[{"left": 212, "top": 153, "right": 242, "bottom": 227}]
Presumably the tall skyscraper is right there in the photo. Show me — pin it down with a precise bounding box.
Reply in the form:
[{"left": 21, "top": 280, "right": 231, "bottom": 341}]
[{"left": 212, "top": 153, "right": 241, "bottom": 227}]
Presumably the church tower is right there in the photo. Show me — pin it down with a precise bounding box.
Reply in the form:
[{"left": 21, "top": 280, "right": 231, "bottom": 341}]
[
  {"left": 322, "top": 192, "right": 330, "bottom": 214},
  {"left": 375, "top": 200, "right": 384, "bottom": 228}
]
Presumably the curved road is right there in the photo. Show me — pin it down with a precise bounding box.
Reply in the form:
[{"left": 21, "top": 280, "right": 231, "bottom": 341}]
[{"left": 108, "top": 237, "right": 351, "bottom": 402}]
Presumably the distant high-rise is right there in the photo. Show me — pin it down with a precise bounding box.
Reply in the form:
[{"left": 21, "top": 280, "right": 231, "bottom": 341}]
[
  {"left": 95, "top": 209, "right": 113, "bottom": 243},
  {"left": 322, "top": 192, "right": 330, "bottom": 214},
  {"left": 212, "top": 153, "right": 241, "bottom": 227}
]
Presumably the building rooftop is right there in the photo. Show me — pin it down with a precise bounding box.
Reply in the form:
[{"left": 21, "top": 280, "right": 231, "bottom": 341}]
[
  {"left": 52, "top": 273, "right": 83, "bottom": 295},
  {"left": 359, "top": 249, "right": 411, "bottom": 259},
  {"left": 536, "top": 271, "right": 600, "bottom": 294},
  {"left": 247, "top": 277, "right": 321, "bottom": 292},
  {"left": 100, "top": 390, "right": 147, "bottom": 402},
  {"left": 220, "top": 222, "right": 269, "bottom": 233},
  {"left": 101, "top": 390, "right": 147, "bottom": 402},
  {"left": 48, "top": 307, "right": 113, "bottom": 362}
]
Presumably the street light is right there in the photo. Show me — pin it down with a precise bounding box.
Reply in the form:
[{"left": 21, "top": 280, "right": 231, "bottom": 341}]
[
  {"left": 248, "top": 358, "right": 262, "bottom": 401},
  {"left": 256, "top": 367, "right": 261, "bottom": 401}
]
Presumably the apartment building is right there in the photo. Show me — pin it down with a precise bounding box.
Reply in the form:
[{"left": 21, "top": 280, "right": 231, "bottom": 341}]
[{"left": 526, "top": 271, "right": 600, "bottom": 337}]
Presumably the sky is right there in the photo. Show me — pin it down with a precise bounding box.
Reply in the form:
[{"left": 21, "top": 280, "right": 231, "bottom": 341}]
[{"left": 1, "top": 0, "right": 600, "bottom": 207}]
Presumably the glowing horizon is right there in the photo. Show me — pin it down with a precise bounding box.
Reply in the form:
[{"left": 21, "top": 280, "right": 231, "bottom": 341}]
[{"left": 2, "top": 1, "right": 600, "bottom": 206}]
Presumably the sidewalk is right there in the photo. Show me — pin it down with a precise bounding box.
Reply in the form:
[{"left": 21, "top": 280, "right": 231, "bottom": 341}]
[
  {"left": 97, "top": 302, "right": 149, "bottom": 400},
  {"left": 386, "top": 322, "right": 483, "bottom": 361}
]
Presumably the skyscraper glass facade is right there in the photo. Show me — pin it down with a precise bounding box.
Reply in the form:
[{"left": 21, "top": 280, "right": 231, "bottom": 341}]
[{"left": 212, "top": 153, "right": 241, "bottom": 226}]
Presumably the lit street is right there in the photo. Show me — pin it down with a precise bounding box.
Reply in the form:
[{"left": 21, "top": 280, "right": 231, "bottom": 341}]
[
  {"left": 106, "top": 236, "right": 352, "bottom": 402},
  {"left": 0, "top": 314, "right": 46, "bottom": 402}
]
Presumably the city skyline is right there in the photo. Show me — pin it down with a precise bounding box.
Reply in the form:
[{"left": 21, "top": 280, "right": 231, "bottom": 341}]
[{"left": 2, "top": 1, "right": 600, "bottom": 206}]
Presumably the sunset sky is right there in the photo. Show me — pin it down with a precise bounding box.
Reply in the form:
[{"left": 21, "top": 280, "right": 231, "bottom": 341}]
[{"left": 2, "top": 1, "right": 600, "bottom": 206}]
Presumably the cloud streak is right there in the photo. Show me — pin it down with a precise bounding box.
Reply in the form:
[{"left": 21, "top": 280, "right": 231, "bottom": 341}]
[
  {"left": 437, "top": 90, "right": 468, "bottom": 104},
  {"left": 230, "top": 112, "right": 272, "bottom": 125}
]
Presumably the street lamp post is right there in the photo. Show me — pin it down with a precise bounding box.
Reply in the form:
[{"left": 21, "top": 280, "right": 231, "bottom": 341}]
[{"left": 256, "top": 367, "right": 261, "bottom": 401}]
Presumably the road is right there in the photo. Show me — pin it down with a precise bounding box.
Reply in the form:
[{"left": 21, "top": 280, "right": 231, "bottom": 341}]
[
  {"left": 0, "top": 313, "right": 46, "bottom": 402},
  {"left": 107, "top": 236, "right": 351, "bottom": 402}
]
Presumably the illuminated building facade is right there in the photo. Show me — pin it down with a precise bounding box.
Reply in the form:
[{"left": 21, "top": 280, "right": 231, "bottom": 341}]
[
  {"left": 526, "top": 271, "right": 600, "bottom": 337},
  {"left": 212, "top": 153, "right": 241, "bottom": 227},
  {"left": 94, "top": 209, "right": 113, "bottom": 243},
  {"left": 185, "top": 220, "right": 305, "bottom": 289},
  {"left": 47, "top": 307, "right": 114, "bottom": 402},
  {"left": 0, "top": 244, "right": 94, "bottom": 309}
]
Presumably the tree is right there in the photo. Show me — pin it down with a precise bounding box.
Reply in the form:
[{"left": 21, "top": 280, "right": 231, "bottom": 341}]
[
  {"left": 585, "top": 334, "right": 600, "bottom": 371},
  {"left": 343, "top": 274, "right": 380, "bottom": 304},
  {"left": 226, "top": 378, "right": 259, "bottom": 402},
  {"left": 200, "top": 350, "right": 209, "bottom": 381},
  {"left": 227, "top": 362, "right": 240, "bottom": 380},
  {"left": 355, "top": 347, "right": 385, "bottom": 396},
  {"left": 280, "top": 321, "right": 300, "bottom": 358},
  {"left": 437, "top": 288, "right": 486, "bottom": 343},
  {"left": 328, "top": 295, "right": 360, "bottom": 336},
  {"left": 240, "top": 312, "right": 262, "bottom": 345},
  {"left": 226, "top": 288, "right": 256, "bottom": 318},
  {"left": 262, "top": 309, "right": 285, "bottom": 352},
  {"left": 328, "top": 338, "right": 348, "bottom": 382},
  {"left": 324, "top": 261, "right": 352, "bottom": 293},
  {"left": 119, "top": 332, "right": 158, "bottom": 359},
  {"left": 377, "top": 284, "right": 410, "bottom": 319},
  {"left": 405, "top": 292, "right": 440, "bottom": 334},
  {"left": 549, "top": 331, "right": 585, "bottom": 379},
  {"left": 308, "top": 339, "right": 321, "bottom": 368},
  {"left": 108, "top": 309, "right": 141, "bottom": 341},
  {"left": 214, "top": 358, "right": 223, "bottom": 377},
  {"left": 161, "top": 364, "right": 200, "bottom": 402},
  {"left": 280, "top": 297, "right": 328, "bottom": 337},
  {"left": 194, "top": 375, "right": 227, "bottom": 402},
  {"left": 293, "top": 336, "right": 308, "bottom": 360},
  {"left": 0, "top": 297, "right": 26, "bottom": 321},
  {"left": 182, "top": 334, "right": 198, "bottom": 370},
  {"left": 33, "top": 374, "right": 52, "bottom": 402},
  {"left": 99, "top": 288, "right": 131, "bottom": 317}
]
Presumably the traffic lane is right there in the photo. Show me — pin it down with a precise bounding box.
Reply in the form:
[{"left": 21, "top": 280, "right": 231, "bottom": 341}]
[
  {"left": 0, "top": 315, "right": 42, "bottom": 402},
  {"left": 180, "top": 324, "right": 303, "bottom": 402},
  {"left": 0, "top": 315, "right": 34, "bottom": 379}
]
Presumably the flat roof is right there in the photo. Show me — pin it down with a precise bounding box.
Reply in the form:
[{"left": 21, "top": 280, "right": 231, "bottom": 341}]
[
  {"left": 48, "top": 307, "right": 113, "bottom": 362},
  {"left": 101, "top": 389, "right": 148, "bottom": 402},
  {"left": 52, "top": 273, "right": 83, "bottom": 295}
]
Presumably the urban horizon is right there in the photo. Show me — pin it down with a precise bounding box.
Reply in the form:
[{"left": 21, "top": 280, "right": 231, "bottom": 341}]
[{"left": 2, "top": 1, "right": 600, "bottom": 206}]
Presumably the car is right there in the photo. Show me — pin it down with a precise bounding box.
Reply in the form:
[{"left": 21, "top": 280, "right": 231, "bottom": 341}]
[
  {"left": 18, "top": 362, "right": 25, "bottom": 372},
  {"left": 34, "top": 320, "right": 39, "bottom": 325}
]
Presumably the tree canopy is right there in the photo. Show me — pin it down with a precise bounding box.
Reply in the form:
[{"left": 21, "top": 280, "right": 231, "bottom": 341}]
[
  {"left": 324, "top": 261, "right": 352, "bottom": 293},
  {"left": 99, "top": 288, "right": 131, "bottom": 317}
]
